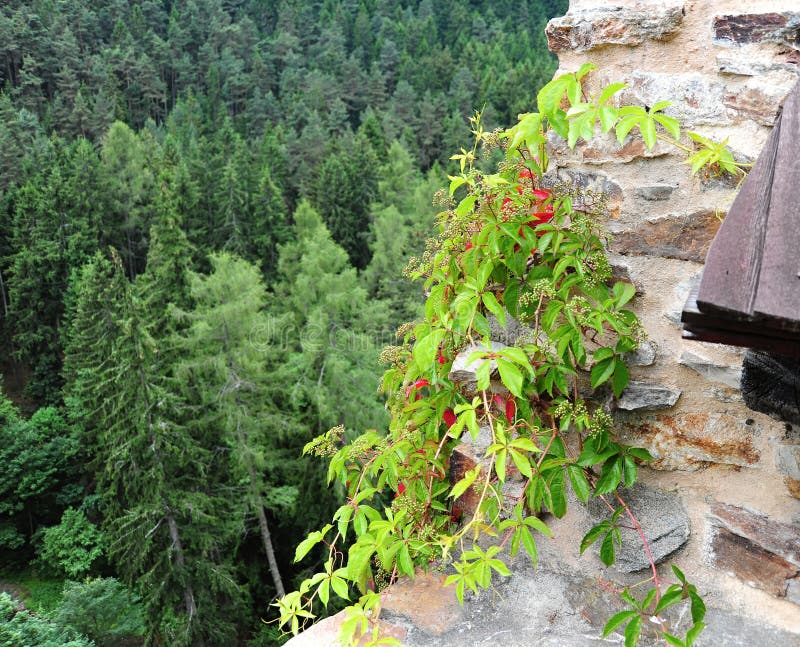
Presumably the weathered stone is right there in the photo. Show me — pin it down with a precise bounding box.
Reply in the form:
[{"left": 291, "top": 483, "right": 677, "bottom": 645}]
[
  {"left": 717, "top": 47, "right": 800, "bottom": 77},
  {"left": 622, "top": 72, "right": 728, "bottom": 126},
  {"left": 706, "top": 503, "right": 800, "bottom": 602},
  {"left": 741, "top": 350, "right": 800, "bottom": 425},
  {"left": 698, "top": 607, "right": 800, "bottom": 647},
  {"left": 488, "top": 312, "right": 534, "bottom": 346},
  {"left": 618, "top": 412, "right": 761, "bottom": 470},
  {"left": 381, "top": 571, "right": 463, "bottom": 636},
  {"left": 679, "top": 350, "right": 742, "bottom": 389},
  {"left": 635, "top": 184, "right": 676, "bottom": 201},
  {"left": 610, "top": 211, "right": 722, "bottom": 262},
  {"left": 553, "top": 168, "right": 623, "bottom": 218},
  {"left": 724, "top": 77, "right": 794, "bottom": 126},
  {"left": 285, "top": 610, "right": 407, "bottom": 647},
  {"left": 545, "top": 4, "right": 685, "bottom": 52},
  {"left": 787, "top": 478, "right": 800, "bottom": 499},
  {"left": 588, "top": 483, "right": 690, "bottom": 573},
  {"left": 623, "top": 340, "right": 657, "bottom": 367},
  {"left": 449, "top": 341, "right": 508, "bottom": 384},
  {"left": 713, "top": 13, "right": 800, "bottom": 47},
  {"left": 702, "top": 385, "right": 743, "bottom": 404},
  {"left": 616, "top": 381, "right": 680, "bottom": 411},
  {"left": 776, "top": 444, "right": 800, "bottom": 480},
  {"left": 666, "top": 274, "right": 701, "bottom": 327},
  {"left": 548, "top": 128, "right": 671, "bottom": 165}
]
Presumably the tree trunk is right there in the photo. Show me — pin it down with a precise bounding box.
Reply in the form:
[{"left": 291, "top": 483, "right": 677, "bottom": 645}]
[
  {"left": 255, "top": 498, "right": 286, "bottom": 598},
  {"left": 0, "top": 268, "right": 8, "bottom": 318},
  {"left": 167, "top": 512, "right": 199, "bottom": 624}
]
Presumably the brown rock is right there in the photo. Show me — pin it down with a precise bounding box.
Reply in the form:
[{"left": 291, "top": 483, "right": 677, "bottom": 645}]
[
  {"left": 381, "top": 571, "right": 463, "bottom": 635},
  {"left": 285, "top": 609, "right": 407, "bottom": 647},
  {"left": 610, "top": 210, "right": 723, "bottom": 262},
  {"left": 724, "top": 82, "right": 792, "bottom": 126},
  {"left": 706, "top": 503, "right": 800, "bottom": 602},
  {"left": 787, "top": 477, "right": 800, "bottom": 499},
  {"left": 546, "top": 4, "right": 685, "bottom": 52},
  {"left": 714, "top": 13, "right": 800, "bottom": 47},
  {"left": 618, "top": 412, "right": 760, "bottom": 470}
]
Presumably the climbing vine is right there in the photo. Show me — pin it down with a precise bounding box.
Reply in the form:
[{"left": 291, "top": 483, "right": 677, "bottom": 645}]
[{"left": 276, "top": 64, "right": 741, "bottom": 647}]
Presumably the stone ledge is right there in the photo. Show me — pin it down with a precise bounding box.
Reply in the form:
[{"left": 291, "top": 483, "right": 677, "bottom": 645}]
[
  {"left": 713, "top": 13, "right": 800, "bottom": 48},
  {"left": 546, "top": 4, "right": 685, "bottom": 53},
  {"left": 705, "top": 503, "right": 800, "bottom": 604}
]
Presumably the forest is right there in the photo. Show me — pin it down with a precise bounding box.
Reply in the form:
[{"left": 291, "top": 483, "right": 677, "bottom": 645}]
[{"left": 0, "top": 0, "right": 565, "bottom": 644}]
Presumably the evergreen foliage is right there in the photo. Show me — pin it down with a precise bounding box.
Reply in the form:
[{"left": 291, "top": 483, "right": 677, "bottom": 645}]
[{"left": 0, "top": 0, "right": 567, "bottom": 643}]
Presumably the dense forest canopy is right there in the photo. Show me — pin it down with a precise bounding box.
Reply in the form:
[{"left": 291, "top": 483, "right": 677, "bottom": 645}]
[{"left": 0, "top": 0, "right": 565, "bottom": 644}]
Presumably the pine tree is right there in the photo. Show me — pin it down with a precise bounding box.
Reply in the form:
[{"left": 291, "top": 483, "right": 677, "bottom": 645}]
[{"left": 175, "top": 253, "right": 291, "bottom": 598}]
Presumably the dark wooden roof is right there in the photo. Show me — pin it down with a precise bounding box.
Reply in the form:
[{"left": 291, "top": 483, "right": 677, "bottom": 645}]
[{"left": 682, "top": 77, "right": 800, "bottom": 358}]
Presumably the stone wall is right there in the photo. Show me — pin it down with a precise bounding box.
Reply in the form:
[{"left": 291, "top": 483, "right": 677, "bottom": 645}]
[
  {"left": 544, "top": 0, "right": 800, "bottom": 637},
  {"left": 288, "top": 2, "right": 800, "bottom": 645}
]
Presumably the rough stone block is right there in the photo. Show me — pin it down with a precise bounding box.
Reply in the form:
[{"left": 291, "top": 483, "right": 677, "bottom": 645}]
[
  {"left": 634, "top": 184, "right": 676, "bottom": 201},
  {"left": 622, "top": 72, "right": 728, "bottom": 126},
  {"left": 713, "top": 13, "right": 800, "bottom": 47},
  {"left": 449, "top": 341, "right": 508, "bottom": 385},
  {"left": 717, "top": 46, "right": 800, "bottom": 77},
  {"left": 706, "top": 503, "right": 800, "bottom": 602},
  {"left": 285, "top": 609, "right": 407, "bottom": 647},
  {"left": 609, "top": 210, "right": 722, "bottom": 263},
  {"left": 679, "top": 350, "right": 742, "bottom": 389},
  {"left": 545, "top": 4, "right": 685, "bottom": 52},
  {"left": 724, "top": 76, "right": 795, "bottom": 126},
  {"left": 623, "top": 340, "right": 657, "bottom": 366},
  {"left": 381, "top": 571, "right": 463, "bottom": 636},
  {"left": 555, "top": 168, "right": 623, "bottom": 218},
  {"left": 615, "top": 381, "right": 681, "bottom": 411},
  {"left": 588, "top": 483, "right": 690, "bottom": 572},
  {"left": 618, "top": 412, "right": 761, "bottom": 470}
]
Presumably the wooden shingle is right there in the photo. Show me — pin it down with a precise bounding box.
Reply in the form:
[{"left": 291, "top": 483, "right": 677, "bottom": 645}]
[{"left": 682, "top": 78, "right": 800, "bottom": 357}]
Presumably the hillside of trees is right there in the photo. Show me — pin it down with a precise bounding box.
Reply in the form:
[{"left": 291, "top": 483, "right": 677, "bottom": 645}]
[{"left": 0, "top": 1, "right": 565, "bottom": 644}]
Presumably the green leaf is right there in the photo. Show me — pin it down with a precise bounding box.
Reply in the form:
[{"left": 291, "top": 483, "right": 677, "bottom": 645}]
[
  {"left": 497, "top": 358, "right": 524, "bottom": 398},
  {"left": 654, "top": 589, "right": 684, "bottom": 614},
  {"left": 455, "top": 195, "right": 478, "bottom": 217},
  {"left": 448, "top": 175, "right": 467, "bottom": 195},
  {"left": 397, "top": 544, "right": 414, "bottom": 577},
  {"left": 653, "top": 113, "right": 681, "bottom": 140},
  {"left": 567, "top": 465, "right": 591, "bottom": 503},
  {"left": 624, "top": 615, "right": 642, "bottom": 647},
  {"left": 294, "top": 525, "right": 332, "bottom": 563},
  {"left": 599, "top": 82, "right": 627, "bottom": 105},
  {"left": 641, "top": 117, "right": 657, "bottom": 150},
  {"left": 590, "top": 357, "right": 615, "bottom": 389},
  {"left": 413, "top": 328, "right": 445, "bottom": 372},
  {"left": 615, "top": 113, "right": 642, "bottom": 143},
  {"left": 450, "top": 466, "right": 480, "bottom": 500},
  {"left": 483, "top": 291, "right": 506, "bottom": 328},
  {"left": 671, "top": 564, "right": 687, "bottom": 584},
  {"left": 331, "top": 574, "right": 350, "bottom": 600},
  {"left": 602, "top": 609, "right": 638, "bottom": 637},
  {"left": 594, "top": 457, "right": 623, "bottom": 495},
  {"left": 612, "top": 360, "right": 630, "bottom": 398},
  {"left": 494, "top": 448, "right": 507, "bottom": 482},
  {"left": 689, "top": 591, "right": 706, "bottom": 623},
  {"left": 520, "top": 527, "right": 538, "bottom": 567},
  {"left": 510, "top": 448, "right": 533, "bottom": 478},
  {"left": 524, "top": 515, "right": 553, "bottom": 537},
  {"left": 599, "top": 530, "right": 616, "bottom": 566},
  {"left": 622, "top": 455, "right": 637, "bottom": 488},
  {"left": 612, "top": 282, "right": 636, "bottom": 308},
  {"left": 685, "top": 621, "right": 706, "bottom": 647},
  {"left": 663, "top": 634, "right": 685, "bottom": 647}
]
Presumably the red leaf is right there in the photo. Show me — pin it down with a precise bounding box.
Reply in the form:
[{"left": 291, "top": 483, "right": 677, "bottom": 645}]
[
  {"left": 443, "top": 408, "right": 457, "bottom": 427},
  {"left": 406, "top": 379, "right": 430, "bottom": 399},
  {"left": 505, "top": 397, "right": 516, "bottom": 423}
]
